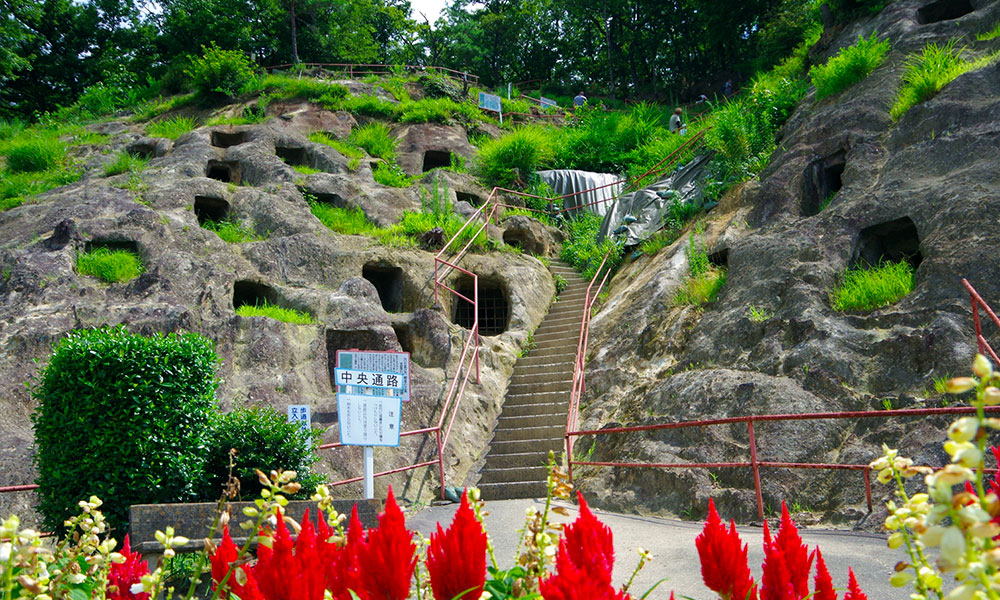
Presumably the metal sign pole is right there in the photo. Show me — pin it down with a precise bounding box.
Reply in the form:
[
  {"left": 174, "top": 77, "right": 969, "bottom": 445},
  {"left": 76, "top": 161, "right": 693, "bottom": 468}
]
[{"left": 364, "top": 446, "right": 374, "bottom": 499}]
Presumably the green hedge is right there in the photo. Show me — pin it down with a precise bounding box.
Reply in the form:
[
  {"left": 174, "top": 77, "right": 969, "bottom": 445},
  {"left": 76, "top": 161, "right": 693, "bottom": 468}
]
[{"left": 32, "top": 327, "right": 219, "bottom": 533}]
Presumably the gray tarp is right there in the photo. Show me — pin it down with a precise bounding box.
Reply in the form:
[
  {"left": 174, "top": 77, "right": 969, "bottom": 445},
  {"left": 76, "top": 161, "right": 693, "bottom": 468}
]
[
  {"left": 598, "top": 153, "right": 714, "bottom": 246},
  {"left": 537, "top": 169, "right": 624, "bottom": 217}
]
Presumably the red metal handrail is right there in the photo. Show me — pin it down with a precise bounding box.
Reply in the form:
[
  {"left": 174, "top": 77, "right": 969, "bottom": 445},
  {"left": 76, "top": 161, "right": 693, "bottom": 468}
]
[
  {"left": 263, "top": 62, "right": 479, "bottom": 85},
  {"left": 963, "top": 278, "right": 1000, "bottom": 364}
]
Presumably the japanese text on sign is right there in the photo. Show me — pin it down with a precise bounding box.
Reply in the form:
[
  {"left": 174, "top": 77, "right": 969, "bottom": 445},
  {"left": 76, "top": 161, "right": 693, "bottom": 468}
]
[
  {"left": 478, "top": 92, "right": 502, "bottom": 113},
  {"left": 337, "top": 394, "right": 401, "bottom": 447},
  {"left": 287, "top": 405, "right": 311, "bottom": 432},
  {"left": 334, "top": 369, "right": 403, "bottom": 390},
  {"left": 335, "top": 350, "right": 410, "bottom": 402}
]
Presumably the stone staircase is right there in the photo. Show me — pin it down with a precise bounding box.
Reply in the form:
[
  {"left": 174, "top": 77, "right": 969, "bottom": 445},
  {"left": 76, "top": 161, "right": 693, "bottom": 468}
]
[{"left": 477, "top": 260, "right": 589, "bottom": 500}]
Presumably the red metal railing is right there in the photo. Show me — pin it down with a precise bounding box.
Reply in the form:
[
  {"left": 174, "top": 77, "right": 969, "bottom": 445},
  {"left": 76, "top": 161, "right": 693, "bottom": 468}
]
[
  {"left": 263, "top": 63, "right": 479, "bottom": 85},
  {"left": 566, "top": 406, "right": 1000, "bottom": 520},
  {"left": 963, "top": 278, "right": 1000, "bottom": 364}
]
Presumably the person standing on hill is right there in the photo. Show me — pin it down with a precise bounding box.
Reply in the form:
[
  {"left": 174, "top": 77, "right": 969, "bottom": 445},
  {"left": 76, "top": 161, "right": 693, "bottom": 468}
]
[
  {"left": 573, "top": 91, "right": 588, "bottom": 109},
  {"left": 669, "top": 107, "right": 684, "bottom": 134}
]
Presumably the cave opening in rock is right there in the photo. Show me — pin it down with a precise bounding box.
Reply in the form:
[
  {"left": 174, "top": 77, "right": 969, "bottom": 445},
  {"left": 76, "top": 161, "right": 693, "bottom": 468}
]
[
  {"left": 211, "top": 130, "right": 248, "bottom": 148},
  {"left": 455, "top": 191, "right": 482, "bottom": 206},
  {"left": 502, "top": 229, "right": 526, "bottom": 251},
  {"left": 276, "top": 146, "right": 308, "bottom": 167},
  {"left": 363, "top": 264, "right": 404, "bottom": 312},
  {"left": 325, "top": 329, "right": 398, "bottom": 385},
  {"left": 128, "top": 143, "right": 156, "bottom": 160},
  {"left": 194, "top": 195, "right": 230, "bottom": 225},
  {"left": 84, "top": 239, "right": 140, "bottom": 254},
  {"left": 391, "top": 323, "right": 414, "bottom": 354},
  {"left": 917, "top": 0, "right": 974, "bottom": 24},
  {"left": 453, "top": 277, "right": 509, "bottom": 336},
  {"left": 232, "top": 280, "right": 278, "bottom": 310},
  {"left": 298, "top": 187, "right": 348, "bottom": 208},
  {"left": 708, "top": 248, "right": 729, "bottom": 269},
  {"left": 422, "top": 150, "right": 452, "bottom": 172},
  {"left": 801, "top": 150, "right": 846, "bottom": 216},
  {"left": 206, "top": 160, "right": 241, "bottom": 184},
  {"left": 851, "top": 217, "right": 923, "bottom": 270}
]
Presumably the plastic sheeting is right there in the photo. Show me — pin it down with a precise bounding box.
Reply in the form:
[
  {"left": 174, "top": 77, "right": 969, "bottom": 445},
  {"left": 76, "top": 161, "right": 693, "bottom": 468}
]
[
  {"left": 598, "top": 153, "right": 715, "bottom": 246},
  {"left": 536, "top": 169, "right": 624, "bottom": 217}
]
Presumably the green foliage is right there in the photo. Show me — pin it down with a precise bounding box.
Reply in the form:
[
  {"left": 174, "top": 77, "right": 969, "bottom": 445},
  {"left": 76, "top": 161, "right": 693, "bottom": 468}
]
[
  {"left": 552, "top": 103, "right": 666, "bottom": 175},
  {"left": 890, "top": 42, "right": 1000, "bottom": 120},
  {"left": 400, "top": 98, "right": 482, "bottom": 124},
  {"left": 309, "top": 202, "right": 381, "bottom": 236},
  {"left": 336, "top": 94, "right": 402, "bottom": 119},
  {"left": 827, "top": 0, "right": 890, "bottom": 21},
  {"left": 502, "top": 207, "right": 555, "bottom": 228},
  {"left": 201, "top": 405, "right": 325, "bottom": 500},
  {"left": 978, "top": 22, "right": 1000, "bottom": 41},
  {"left": 132, "top": 94, "right": 198, "bottom": 123},
  {"left": 553, "top": 274, "right": 567, "bottom": 295},
  {"left": 308, "top": 132, "right": 364, "bottom": 159},
  {"left": 236, "top": 301, "right": 315, "bottom": 324},
  {"left": 476, "top": 126, "right": 555, "bottom": 188},
  {"left": 76, "top": 248, "right": 143, "bottom": 283},
  {"left": 810, "top": 33, "right": 890, "bottom": 100},
  {"left": 348, "top": 123, "right": 397, "bottom": 160},
  {"left": 261, "top": 74, "right": 348, "bottom": 103},
  {"left": 372, "top": 162, "right": 415, "bottom": 187},
  {"left": 560, "top": 212, "right": 623, "bottom": 280},
  {"left": 830, "top": 260, "right": 915, "bottom": 311},
  {"left": 201, "top": 218, "right": 264, "bottom": 243},
  {"left": 146, "top": 116, "right": 198, "bottom": 140},
  {"left": 747, "top": 304, "right": 774, "bottom": 322},
  {"left": 674, "top": 233, "right": 726, "bottom": 306},
  {"left": 104, "top": 152, "right": 148, "bottom": 177},
  {"left": 292, "top": 165, "right": 323, "bottom": 175},
  {"left": 0, "top": 118, "right": 26, "bottom": 141},
  {"left": 185, "top": 44, "right": 258, "bottom": 100},
  {"left": 5, "top": 137, "right": 65, "bottom": 173},
  {"left": 32, "top": 326, "right": 219, "bottom": 532}
]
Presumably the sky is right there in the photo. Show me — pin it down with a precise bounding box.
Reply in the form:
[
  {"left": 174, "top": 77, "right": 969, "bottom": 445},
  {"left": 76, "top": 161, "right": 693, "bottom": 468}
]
[{"left": 409, "top": 0, "right": 449, "bottom": 23}]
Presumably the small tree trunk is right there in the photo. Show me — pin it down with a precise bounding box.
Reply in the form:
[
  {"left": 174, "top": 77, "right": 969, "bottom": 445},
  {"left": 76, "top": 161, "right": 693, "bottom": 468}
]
[{"left": 290, "top": 0, "right": 299, "bottom": 64}]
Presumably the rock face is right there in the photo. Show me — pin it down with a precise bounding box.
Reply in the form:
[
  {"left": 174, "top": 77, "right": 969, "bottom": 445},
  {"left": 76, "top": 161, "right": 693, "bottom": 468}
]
[
  {"left": 578, "top": 0, "right": 1000, "bottom": 524},
  {"left": 0, "top": 103, "right": 555, "bottom": 525}
]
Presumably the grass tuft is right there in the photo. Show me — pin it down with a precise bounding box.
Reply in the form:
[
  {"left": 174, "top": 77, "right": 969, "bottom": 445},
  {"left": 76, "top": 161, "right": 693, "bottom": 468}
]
[
  {"left": 476, "top": 126, "right": 555, "bottom": 188},
  {"left": 372, "top": 162, "right": 414, "bottom": 187},
  {"left": 309, "top": 202, "right": 381, "bottom": 236},
  {"left": 810, "top": 33, "right": 890, "bottom": 100},
  {"left": 891, "top": 41, "right": 1000, "bottom": 120},
  {"left": 830, "top": 260, "right": 914, "bottom": 311},
  {"left": 674, "top": 233, "right": 726, "bottom": 306},
  {"left": 978, "top": 21, "right": 1000, "bottom": 41},
  {"left": 104, "top": 152, "right": 149, "bottom": 177},
  {"left": 76, "top": 248, "right": 143, "bottom": 283},
  {"left": 146, "top": 116, "right": 197, "bottom": 140},
  {"left": 348, "top": 123, "right": 397, "bottom": 161},
  {"left": 308, "top": 132, "right": 364, "bottom": 159},
  {"left": 236, "top": 301, "right": 314, "bottom": 324},
  {"left": 6, "top": 138, "right": 65, "bottom": 173},
  {"left": 201, "top": 219, "right": 265, "bottom": 243}
]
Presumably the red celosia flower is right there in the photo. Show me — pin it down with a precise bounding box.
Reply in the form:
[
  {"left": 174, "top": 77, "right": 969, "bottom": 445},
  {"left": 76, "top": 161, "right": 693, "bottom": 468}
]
[
  {"left": 695, "top": 498, "right": 756, "bottom": 600},
  {"left": 254, "top": 509, "right": 327, "bottom": 600},
  {"left": 354, "top": 487, "right": 417, "bottom": 600},
  {"left": 539, "top": 553, "right": 629, "bottom": 600},
  {"left": 316, "top": 504, "right": 363, "bottom": 599},
  {"left": 843, "top": 568, "right": 868, "bottom": 600},
  {"left": 559, "top": 492, "right": 616, "bottom": 586},
  {"left": 774, "top": 503, "right": 813, "bottom": 598},
  {"left": 209, "top": 526, "right": 262, "bottom": 600},
  {"left": 760, "top": 538, "right": 797, "bottom": 600},
  {"left": 107, "top": 534, "right": 150, "bottom": 600},
  {"left": 813, "top": 549, "right": 837, "bottom": 600},
  {"left": 427, "top": 490, "right": 487, "bottom": 600}
]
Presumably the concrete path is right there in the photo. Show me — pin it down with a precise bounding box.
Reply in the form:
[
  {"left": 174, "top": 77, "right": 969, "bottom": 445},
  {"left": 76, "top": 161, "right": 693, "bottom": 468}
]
[{"left": 408, "top": 498, "right": 905, "bottom": 599}]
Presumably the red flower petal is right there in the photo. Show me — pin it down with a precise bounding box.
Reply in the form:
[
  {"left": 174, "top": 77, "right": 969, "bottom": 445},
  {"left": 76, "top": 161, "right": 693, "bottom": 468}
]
[
  {"left": 427, "top": 490, "right": 487, "bottom": 600},
  {"left": 843, "top": 568, "right": 868, "bottom": 600},
  {"left": 813, "top": 549, "right": 837, "bottom": 600}
]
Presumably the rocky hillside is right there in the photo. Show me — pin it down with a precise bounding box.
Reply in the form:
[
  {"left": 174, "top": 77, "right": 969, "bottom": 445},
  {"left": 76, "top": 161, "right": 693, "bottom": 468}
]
[
  {"left": 576, "top": 0, "right": 1000, "bottom": 524},
  {"left": 0, "top": 96, "right": 561, "bottom": 523}
]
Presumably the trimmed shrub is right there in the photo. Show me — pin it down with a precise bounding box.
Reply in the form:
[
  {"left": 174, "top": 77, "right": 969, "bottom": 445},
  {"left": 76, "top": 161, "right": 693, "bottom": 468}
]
[
  {"left": 32, "top": 327, "right": 219, "bottom": 533},
  {"left": 76, "top": 247, "right": 143, "bottom": 283},
  {"left": 831, "top": 260, "right": 914, "bottom": 311},
  {"left": 810, "top": 33, "right": 890, "bottom": 100},
  {"left": 5, "top": 138, "right": 65, "bottom": 173},
  {"left": 186, "top": 44, "right": 257, "bottom": 100},
  {"left": 201, "top": 405, "right": 325, "bottom": 500}
]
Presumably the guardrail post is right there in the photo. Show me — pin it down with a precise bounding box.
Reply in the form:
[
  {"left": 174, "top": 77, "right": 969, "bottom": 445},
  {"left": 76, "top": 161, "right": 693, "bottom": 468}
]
[
  {"left": 864, "top": 469, "right": 873, "bottom": 513},
  {"left": 748, "top": 419, "right": 764, "bottom": 521},
  {"left": 972, "top": 288, "right": 986, "bottom": 356},
  {"left": 566, "top": 435, "right": 574, "bottom": 483},
  {"left": 437, "top": 428, "right": 445, "bottom": 499}
]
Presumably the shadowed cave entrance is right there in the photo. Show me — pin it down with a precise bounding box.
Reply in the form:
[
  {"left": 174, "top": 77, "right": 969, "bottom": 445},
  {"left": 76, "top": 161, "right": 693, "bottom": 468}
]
[
  {"left": 206, "top": 160, "right": 241, "bottom": 184},
  {"left": 194, "top": 195, "right": 230, "bottom": 225},
  {"left": 422, "top": 150, "right": 452, "bottom": 172},
  {"left": 84, "top": 239, "right": 140, "bottom": 254},
  {"left": 851, "top": 217, "right": 923, "bottom": 269},
  {"left": 276, "top": 146, "right": 309, "bottom": 167},
  {"left": 456, "top": 191, "right": 483, "bottom": 206},
  {"left": 211, "top": 130, "right": 248, "bottom": 148},
  {"left": 917, "top": 0, "right": 974, "bottom": 24},
  {"left": 325, "top": 329, "right": 398, "bottom": 386},
  {"left": 801, "top": 150, "right": 845, "bottom": 216},
  {"left": 363, "top": 264, "right": 404, "bottom": 312},
  {"left": 232, "top": 280, "right": 278, "bottom": 310},
  {"left": 453, "top": 276, "right": 510, "bottom": 336}
]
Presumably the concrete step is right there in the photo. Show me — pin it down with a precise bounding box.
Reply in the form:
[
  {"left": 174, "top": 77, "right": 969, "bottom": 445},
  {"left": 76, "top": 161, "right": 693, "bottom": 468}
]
[
  {"left": 511, "top": 363, "right": 574, "bottom": 378},
  {"left": 506, "top": 379, "right": 572, "bottom": 394},
  {"left": 486, "top": 437, "right": 564, "bottom": 455},
  {"left": 515, "top": 352, "right": 577, "bottom": 366},
  {"left": 534, "top": 322, "right": 582, "bottom": 337},
  {"left": 479, "top": 451, "right": 552, "bottom": 469},
  {"left": 537, "top": 314, "right": 586, "bottom": 328},
  {"left": 493, "top": 424, "right": 565, "bottom": 442},
  {"left": 478, "top": 465, "right": 549, "bottom": 485},
  {"left": 497, "top": 412, "right": 566, "bottom": 429},
  {"left": 478, "top": 480, "right": 548, "bottom": 500},
  {"left": 500, "top": 401, "right": 570, "bottom": 417},
  {"left": 522, "top": 346, "right": 579, "bottom": 360},
  {"left": 533, "top": 330, "right": 582, "bottom": 344}
]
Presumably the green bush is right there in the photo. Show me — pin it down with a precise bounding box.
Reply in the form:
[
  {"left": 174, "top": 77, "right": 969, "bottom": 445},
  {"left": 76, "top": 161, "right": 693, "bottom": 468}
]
[
  {"left": 348, "top": 123, "right": 397, "bottom": 160},
  {"left": 337, "top": 94, "right": 402, "bottom": 118},
  {"left": 104, "top": 152, "right": 148, "bottom": 177},
  {"left": 32, "top": 327, "right": 219, "bottom": 533},
  {"left": 831, "top": 260, "right": 914, "bottom": 311},
  {"left": 891, "top": 42, "right": 1000, "bottom": 120},
  {"left": 200, "top": 405, "right": 325, "bottom": 500},
  {"left": 235, "top": 301, "right": 314, "bottom": 324},
  {"left": 810, "top": 33, "right": 890, "bottom": 100},
  {"left": 76, "top": 247, "right": 143, "bottom": 283},
  {"left": 262, "top": 75, "right": 348, "bottom": 103},
  {"left": 308, "top": 132, "right": 364, "bottom": 159},
  {"left": 673, "top": 233, "right": 726, "bottom": 305},
  {"left": 5, "top": 138, "right": 65, "bottom": 173},
  {"left": 372, "top": 162, "right": 414, "bottom": 187},
  {"left": 186, "top": 44, "right": 257, "bottom": 100},
  {"left": 560, "top": 212, "right": 623, "bottom": 279},
  {"left": 400, "top": 98, "right": 468, "bottom": 124},
  {"left": 309, "top": 202, "right": 380, "bottom": 236},
  {"left": 146, "top": 116, "right": 197, "bottom": 140},
  {"left": 476, "top": 125, "right": 555, "bottom": 188},
  {"left": 0, "top": 118, "right": 26, "bottom": 141}
]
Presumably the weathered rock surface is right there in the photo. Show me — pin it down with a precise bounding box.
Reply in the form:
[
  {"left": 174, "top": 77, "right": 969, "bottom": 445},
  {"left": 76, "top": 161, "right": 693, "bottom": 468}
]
[
  {"left": 0, "top": 101, "right": 555, "bottom": 525},
  {"left": 578, "top": 0, "right": 1000, "bottom": 526}
]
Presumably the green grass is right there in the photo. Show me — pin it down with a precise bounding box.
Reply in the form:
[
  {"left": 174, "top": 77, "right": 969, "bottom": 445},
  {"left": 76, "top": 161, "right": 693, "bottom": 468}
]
[
  {"left": 104, "top": 152, "right": 149, "bottom": 177},
  {"left": 131, "top": 93, "right": 198, "bottom": 122},
  {"left": 0, "top": 129, "right": 79, "bottom": 208},
  {"left": 292, "top": 165, "right": 323, "bottom": 175},
  {"left": 146, "top": 116, "right": 197, "bottom": 140},
  {"left": 810, "top": 33, "right": 891, "bottom": 100},
  {"left": 308, "top": 132, "right": 364, "bottom": 159},
  {"left": 747, "top": 304, "right": 774, "bottom": 322},
  {"left": 348, "top": 123, "right": 397, "bottom": 161},
  {"left": 372, "top": 162, "right": 415, "bottom": 187},
  {"left": 674, "top": 268, "right": 727, "bottom": 305},
  {"left": 236, "top": 301, "right": 314, "bottom": 324},
  {"left": 0, "top": 118, "right": 27, "bottom": 141},
  {"left": 502, "top": 206, "right": 555, "bottom": 227},
  {"left": 309, "top": 202, "right": 381, "bottom": 236},
  {"left": 641, "top": 228, "right": 683, "bottom": 256},
  {"left": 476, "top": 125, "right": 556, "bottom": 188},
  {"left": 5, "top": 138, "right": 65, "bottom": 173},
  {"left": 201, "top": 219, "right": 265, "bottom": 243},
  {"left": 260, "top": 75, "right": 349, "bottom": 104},
  {"left": 560, "top": 212, "right": 623, "bottom": 279},
  {"left": 890, "top": 41, "right": 1000, "bottom": 120},
  {"left": 76, "top": 248, "right": 143, "bottom": 283},
  {"left": 830, "top": 260, "right": 914, "bottom": 311},
  {"left": 979, "top": 22, "right": 1000, "bottom": 41}
]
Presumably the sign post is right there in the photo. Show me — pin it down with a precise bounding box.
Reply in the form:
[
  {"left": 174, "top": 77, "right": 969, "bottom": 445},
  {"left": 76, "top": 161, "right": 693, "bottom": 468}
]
[
  {"left": 478, "top": 92, "right": 503, "bottom": 125},
  {"left": 335, "top": 350, "right": 409, "bottom": 499}
]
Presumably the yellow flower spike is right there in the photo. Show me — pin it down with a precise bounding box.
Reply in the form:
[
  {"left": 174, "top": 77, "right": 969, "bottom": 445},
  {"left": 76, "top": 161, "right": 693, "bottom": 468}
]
[
  {"left": 919, "top": 566, "right": 943, "bottom": 589},
  {"left": 931, "top": 464, "right": 974, "bottom": 487},
  {"left": 891, "top": 571, "right": 915, "bottom": 587},
  {"left": 878, "top": 468, "right": 895, "bottom": 484},
  {"left": 985, "top": 387, "right": 1000, "bottom": 406},
  {"left": 871, "top": 456, "right": 892, "bottom": 471},
  {"left": 973, "top": 354, "right": 993, "bottom": 378},
  {"left": 889, "top": 532, "right": 905, "bottom": 549},
  {"left": 968, "top": 521, "right": 1000, "bottom": 539},
  {"left": 949, "top": 418, "right": 980, "bottom": 443},
  {"left": 946, "top": 584, "right": 975, "bottom": 600},
  {"left": 940, "top": 526, "right": 965, "bottom": 564},
  {"left": 172, "top": 536, "right": 189, "bottom": 546},
  {"left": 954, "top": 445, "right": 983, "bottom": 468},
  {"left": 885, "top": 515, "right": 902, "bottom": 530},
  {"left": 947, "top": 378, "right": 978, "bottom": 394}
]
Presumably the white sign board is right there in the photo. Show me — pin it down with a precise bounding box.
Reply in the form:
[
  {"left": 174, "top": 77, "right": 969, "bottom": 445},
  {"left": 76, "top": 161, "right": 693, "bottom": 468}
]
[
  {"left": 478, "top": 92, "right": 502, "bottom": 113},
  {"left": 287, "top": 405, "right": 311, "bottom": 432},
  {"left": 335, "top": 350, "right": 410, "bottom": 401},
  {"left": 337, "top": 394, "right": 402, "bottom": 447},
  {"left": 540, "top": 96, "right": 558, "bottom": 108},
  {"left": 334, "top": 369, "right": 405, "bottom": 390}
]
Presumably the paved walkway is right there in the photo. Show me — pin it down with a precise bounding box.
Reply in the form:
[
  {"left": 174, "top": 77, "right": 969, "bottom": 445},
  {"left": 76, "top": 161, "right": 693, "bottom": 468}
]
[{"left": 408, "top": 498, "right": 904, "bottom": 599}]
